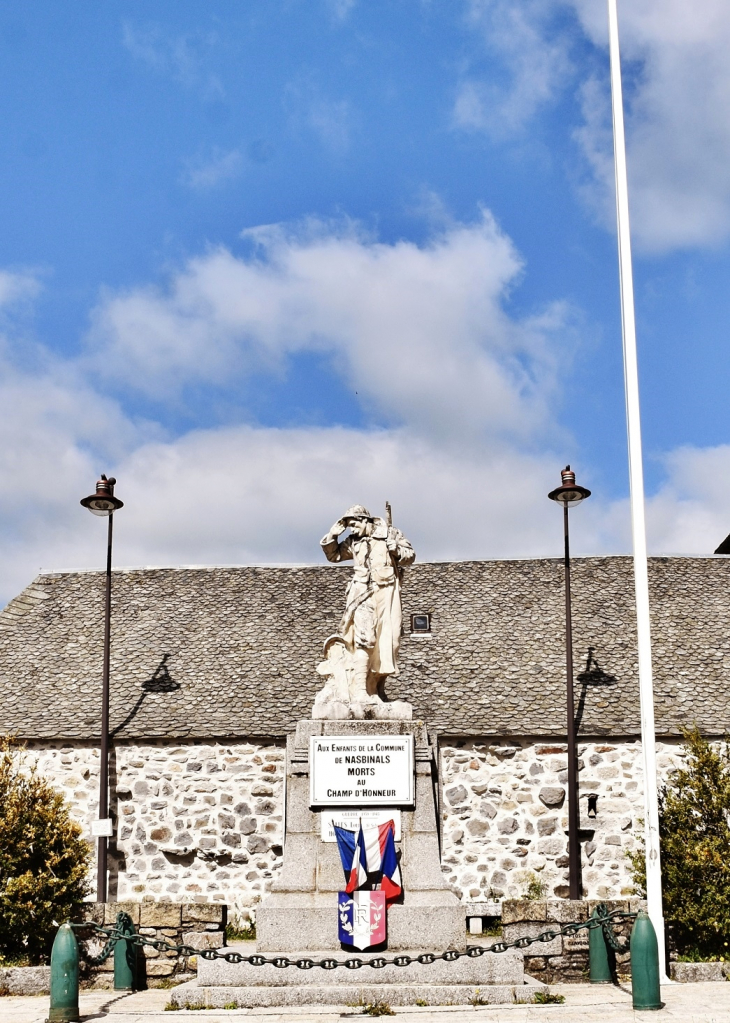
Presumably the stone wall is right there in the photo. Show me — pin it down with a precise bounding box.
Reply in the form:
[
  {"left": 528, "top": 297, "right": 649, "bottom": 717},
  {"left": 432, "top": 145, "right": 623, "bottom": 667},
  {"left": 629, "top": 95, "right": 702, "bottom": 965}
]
[
  {"left": 501, "top": 899, "right": 641, "bottom": 983},
  {"left": 439, "top": 738, "right": 685, "bottom": 901},
  {"left": 21, "top": 733, "right": 690, "bottom": 914},
  {"left": 82, "top": 901, "right": 225, "bottom": 982},
  {"left": 23, "top": 739, "right": 285, "bottom": 925}
]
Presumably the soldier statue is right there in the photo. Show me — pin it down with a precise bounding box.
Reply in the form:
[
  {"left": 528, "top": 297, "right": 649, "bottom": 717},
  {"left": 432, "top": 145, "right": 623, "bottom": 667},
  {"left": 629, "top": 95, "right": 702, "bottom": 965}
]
[{"left": 313, "top": 505, "right": 415, "bottom": 720}]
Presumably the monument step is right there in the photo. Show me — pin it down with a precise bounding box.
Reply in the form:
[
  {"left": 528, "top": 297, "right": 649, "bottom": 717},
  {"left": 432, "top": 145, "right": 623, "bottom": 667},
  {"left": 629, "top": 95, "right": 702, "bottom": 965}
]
[
  {"left": 197, "top": 948, "right": 525, "bottom": 987},
  {"left": 172, "top": 979, "right": 547, "bottom": 1008},
  {"left": 257, "top": 891, "right": 466, "bottom": 952}
]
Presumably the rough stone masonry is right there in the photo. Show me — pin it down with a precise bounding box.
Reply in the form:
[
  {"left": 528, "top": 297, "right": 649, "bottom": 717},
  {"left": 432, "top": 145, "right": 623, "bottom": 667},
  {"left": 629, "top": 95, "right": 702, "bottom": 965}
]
[{"left": 1, "top": 555, "right": 728, "bottom": 914}]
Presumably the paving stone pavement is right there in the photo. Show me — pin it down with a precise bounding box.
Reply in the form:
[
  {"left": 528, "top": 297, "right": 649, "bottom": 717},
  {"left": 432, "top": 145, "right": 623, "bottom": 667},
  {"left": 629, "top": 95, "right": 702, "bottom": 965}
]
[{"left": 4, "top": 983, "right": 730, "bottom": 1023}]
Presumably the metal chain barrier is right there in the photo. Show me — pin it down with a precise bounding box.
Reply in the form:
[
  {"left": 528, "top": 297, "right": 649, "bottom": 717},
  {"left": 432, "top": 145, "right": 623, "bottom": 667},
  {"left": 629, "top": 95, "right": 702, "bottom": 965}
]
[
  {"left": 71, "top": 912, "right": 135, "bottom": 966},
  {"left": 73, "top": 907, "right": 636, "bottom": 971},
  {"left": 596, "top": 902, "right": 632, "bottom": 954}
]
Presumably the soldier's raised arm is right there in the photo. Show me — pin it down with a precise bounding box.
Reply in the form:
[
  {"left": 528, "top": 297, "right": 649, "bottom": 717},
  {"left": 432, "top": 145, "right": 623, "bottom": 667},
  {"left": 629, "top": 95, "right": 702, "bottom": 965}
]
[{"left": 320, "top": 518, "right": 353, "bottom": 563}]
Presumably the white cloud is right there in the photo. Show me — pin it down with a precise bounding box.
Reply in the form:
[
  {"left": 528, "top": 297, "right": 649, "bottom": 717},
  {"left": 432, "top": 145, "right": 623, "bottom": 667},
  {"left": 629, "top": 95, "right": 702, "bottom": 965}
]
[
  {"left": 644, "top": 445, "right": 730, "bottom": 554},
  {"left": 0, "top": 215, "right": 724, "bottom": 608},
  {"left": 454, "top": 0, "right": 573, "bottom": 138},
  {"left": 182, "top": 148, "right": 242, "bottom": 191},
  {"left": 456, "top": 0, "right": 730, "bottom": 251},
  {"left": 86, "top": 215, "right": 569, "bottom": 445},
  {"left": 122, "top": 22, "right": 224, "bottom": 98},
  {"left": 0, "top": 269, "right": 41, "bottom": 310},
  {"left": 570, "top": 0, "right": 730, "bottom": 252}
]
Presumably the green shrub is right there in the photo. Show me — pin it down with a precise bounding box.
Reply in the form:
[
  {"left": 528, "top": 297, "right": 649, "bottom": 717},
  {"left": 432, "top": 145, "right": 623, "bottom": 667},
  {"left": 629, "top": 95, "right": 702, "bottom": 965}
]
[
  {"left": 519, "top": 872, "right": 546, "bottom": 900},
  {"left": 534, "top": 991, "right": 565, "bottom": 1004},
  {"left": 628, "top": 727, "right": 730, "bottom": 960},
  {"left": 361, "top": 1002, "right": 395, "bottom": 1016},
  {"left": 0, "top": 739, "right": 91, "bottom": 963}
]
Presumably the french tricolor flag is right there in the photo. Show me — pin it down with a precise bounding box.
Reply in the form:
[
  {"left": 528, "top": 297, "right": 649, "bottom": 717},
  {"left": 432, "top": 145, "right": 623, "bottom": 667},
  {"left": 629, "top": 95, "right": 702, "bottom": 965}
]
[{"left": 334, "top": 820, "right": 402, "bottom": 905}]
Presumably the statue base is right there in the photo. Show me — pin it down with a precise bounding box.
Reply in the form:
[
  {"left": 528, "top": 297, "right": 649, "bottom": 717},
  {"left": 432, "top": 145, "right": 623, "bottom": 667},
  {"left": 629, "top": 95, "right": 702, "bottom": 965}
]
[
  {"left": 311, "top": 694, "right": 412, "bottom": 720},
  {"left": 255, "top": 720, "right": 464, "bottom": 953}
]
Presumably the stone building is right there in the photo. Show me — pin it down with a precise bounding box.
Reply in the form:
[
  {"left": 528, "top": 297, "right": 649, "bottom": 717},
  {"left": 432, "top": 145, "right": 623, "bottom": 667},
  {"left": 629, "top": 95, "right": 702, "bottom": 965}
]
[{"left": 0, "top": 555, "right": 728, "bottom": 923}]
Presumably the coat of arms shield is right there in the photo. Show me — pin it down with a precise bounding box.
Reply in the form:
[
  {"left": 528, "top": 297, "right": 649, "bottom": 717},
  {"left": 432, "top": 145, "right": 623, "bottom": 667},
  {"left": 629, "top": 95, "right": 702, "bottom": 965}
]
[{"left": 338, "top": 890, "right": 386, "bottom": 950}]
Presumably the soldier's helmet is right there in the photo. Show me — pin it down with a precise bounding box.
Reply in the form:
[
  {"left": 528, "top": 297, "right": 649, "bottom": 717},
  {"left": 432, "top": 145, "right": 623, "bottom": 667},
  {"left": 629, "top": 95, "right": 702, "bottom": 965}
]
[{"left": 342, "top": 505, "right": 372, "bottom": 521}]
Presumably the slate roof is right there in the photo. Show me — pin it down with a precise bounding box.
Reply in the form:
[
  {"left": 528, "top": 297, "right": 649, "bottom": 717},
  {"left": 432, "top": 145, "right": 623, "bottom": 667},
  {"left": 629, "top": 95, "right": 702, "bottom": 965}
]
[{"left": 0, "top": 556, "right": 728, "bottom": 741}]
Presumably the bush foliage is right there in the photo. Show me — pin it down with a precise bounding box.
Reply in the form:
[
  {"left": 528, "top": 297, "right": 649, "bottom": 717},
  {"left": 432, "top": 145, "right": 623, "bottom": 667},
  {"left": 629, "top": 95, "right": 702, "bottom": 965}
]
[
  {"left": 628, "top": 727, "right": 730, "bottom": 959},
  {"left": 0, "top": 739, "right": 91, "bottom": 963}
]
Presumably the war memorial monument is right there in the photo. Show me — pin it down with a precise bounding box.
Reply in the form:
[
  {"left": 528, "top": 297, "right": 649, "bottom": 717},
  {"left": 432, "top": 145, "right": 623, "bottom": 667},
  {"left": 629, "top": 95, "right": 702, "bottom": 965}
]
[{"left": 1, "top": 499, "right": 730, "bottom": 1001}]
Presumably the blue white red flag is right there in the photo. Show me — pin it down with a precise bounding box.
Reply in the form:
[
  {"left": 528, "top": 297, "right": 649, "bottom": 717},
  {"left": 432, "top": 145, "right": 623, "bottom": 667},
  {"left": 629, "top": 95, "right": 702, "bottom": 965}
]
[
  {"left": 334, "top": 819, "right": 402, "bottom": 904},
  {"left": 334, "top": 821, "right": 368, "bottom": 893},
  {"left": 338, "top": 890, "right": 386, "bottom": 950}
]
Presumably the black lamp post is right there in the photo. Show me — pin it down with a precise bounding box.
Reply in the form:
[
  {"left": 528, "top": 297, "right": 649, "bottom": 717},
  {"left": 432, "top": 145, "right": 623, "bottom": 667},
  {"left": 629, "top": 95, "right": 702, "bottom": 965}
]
[
  {"left": 80, "top": 474, "right": 124, "bottom": 903},
  {"left": 548, "top": 466, "right": 591, "bottom": 901}
]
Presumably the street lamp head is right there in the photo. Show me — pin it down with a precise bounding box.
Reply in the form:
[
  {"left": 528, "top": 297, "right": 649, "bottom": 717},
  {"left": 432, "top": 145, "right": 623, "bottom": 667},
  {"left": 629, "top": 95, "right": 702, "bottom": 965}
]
[
  {"left": 80, "top": 474, "right": 124, "bottom": 516},
  {"left": 548, "top": 465, "right": 591, "bottom": 507}
]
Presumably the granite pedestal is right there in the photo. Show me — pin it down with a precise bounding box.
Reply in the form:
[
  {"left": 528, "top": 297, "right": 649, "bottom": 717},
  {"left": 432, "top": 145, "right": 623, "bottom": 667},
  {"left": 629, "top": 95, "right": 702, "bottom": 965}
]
[
  {"left": 256, "top": 719, "right": 465, "bottom": 953},
  {"left": 178, "top": 719, "right": 545, "bottom": 1005}
]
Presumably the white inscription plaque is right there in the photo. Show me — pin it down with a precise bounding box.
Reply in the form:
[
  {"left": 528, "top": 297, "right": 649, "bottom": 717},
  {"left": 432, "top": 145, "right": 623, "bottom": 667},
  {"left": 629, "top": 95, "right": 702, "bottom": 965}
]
[
  {"left": 320, "top": 809, "right": 402, "bottom": 842},
  {"left": 309, "top": 735, "right": 414, "bottom": 807}
]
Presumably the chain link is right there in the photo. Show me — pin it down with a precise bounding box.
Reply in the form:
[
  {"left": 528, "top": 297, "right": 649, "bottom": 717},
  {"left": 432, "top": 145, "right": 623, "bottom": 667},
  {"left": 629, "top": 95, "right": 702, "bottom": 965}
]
[
  {"left": 596, "top": 902, "right": 632, "bottom": 954},
  {"left": 74, "top": 906, "right": 636, "bottom": 970}
]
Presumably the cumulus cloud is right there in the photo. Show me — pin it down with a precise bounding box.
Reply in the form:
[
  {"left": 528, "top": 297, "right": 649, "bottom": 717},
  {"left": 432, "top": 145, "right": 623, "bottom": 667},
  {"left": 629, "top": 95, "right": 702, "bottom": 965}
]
[
  {"left": 454, "top": 0, "right": 573, "bottom": 138},
  {"left": 570, "top": 0, "right": 730, "bottom": 252},
  {"left": 86, "top": 214, "right": 569, "bottom": 444},
  {"left": 0, "top": 213, "right": 723, "bottom": 607},
  {"left": 455, "top": 0, "right": 730, "bottom": 252}
]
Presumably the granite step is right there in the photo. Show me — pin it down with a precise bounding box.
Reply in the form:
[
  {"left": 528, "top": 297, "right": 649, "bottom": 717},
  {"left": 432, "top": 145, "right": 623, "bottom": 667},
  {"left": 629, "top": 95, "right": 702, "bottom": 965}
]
[
  {"left": 172, "top": 978, "right": 547, "bottom": 1008},
  {"left": 196, "top": 947, "right": 525, "bottom": 988}
]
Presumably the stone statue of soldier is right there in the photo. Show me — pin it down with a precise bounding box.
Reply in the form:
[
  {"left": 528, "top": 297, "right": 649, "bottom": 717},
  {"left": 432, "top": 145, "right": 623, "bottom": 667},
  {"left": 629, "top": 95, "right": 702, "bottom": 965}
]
[{"left": 312, "top": 505, "right": 415, "bottom": 720}]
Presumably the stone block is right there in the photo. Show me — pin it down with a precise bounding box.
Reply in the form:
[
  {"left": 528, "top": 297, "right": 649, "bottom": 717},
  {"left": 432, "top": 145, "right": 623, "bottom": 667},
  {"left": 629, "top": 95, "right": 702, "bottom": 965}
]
[
  {"left": 182, "top": 903, "right": 225, "bottom": 925},
  {"left": 145, "top": 960, "right": 175, "bottom": 977},
  {"left": 198, "top": 946, "right": 523, "bottom": 987},
  {"left": 0, "top": 966, "right": 51, "bottom": 995},
  {"left": 539, "top": 787, "right": 565, "bottom": 808},
  {"left": 501, "top": 900, "right": 547, "bottom": 925},
  {"left": 670, "top": 961, "right": 730, "bottom": 983},
  {"left": 256, "top": 893, "right": 338, "bottom": 951},
  {"left": 285, "top": 775, "right": 317, "bottom": 833},
  {"left": 401, "top": 832, "right": 451, "bottom": 890},
  {"left": 180, "top": 981, "right": 541, "bottom": 1008},
  {"left": 316, "top": 842, "right": 346, "bottom": 892},
  {"left": 548, "top": 900, "right": 588, "bottom": 924},
  {"left": 502, "top": 921, "right": 562, "bottom": 957},
  {"left": 182, "top": 930, "right": 225, "bottom": 950},
  {"left": 270, "top": 834, "right": 317, "bottom": 892},
  {"left": 256, "top": 890, "right": 465, "bottom": 953},
  {"left": 388, "top": 891, "right": 466, "bottom": 952},
  {"left": 411, "top": 773, "right": 438, "bottom": 831},
  {"left": 103, "top": 901, "right": 141, "bottom": 926},
  {"left": 139, "top": 902, "right": 182, "bottom": 928}
]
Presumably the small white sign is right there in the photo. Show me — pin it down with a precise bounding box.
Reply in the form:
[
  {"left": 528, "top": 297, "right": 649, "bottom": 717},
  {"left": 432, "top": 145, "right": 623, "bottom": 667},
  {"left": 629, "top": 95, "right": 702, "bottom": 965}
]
[
  {"left": 91, "top": 818, "right": 113, "bottom": 837},
  {"left": 309, "top": 735, "right": 414, "bottom": 807},
  {"left": 320, "top": 809, "right": 402, "bottom": 842}
]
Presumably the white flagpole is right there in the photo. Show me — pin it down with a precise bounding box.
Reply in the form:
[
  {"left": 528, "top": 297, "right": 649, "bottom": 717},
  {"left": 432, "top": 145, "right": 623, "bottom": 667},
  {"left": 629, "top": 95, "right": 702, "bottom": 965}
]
[{"left": 606, "top": 0, "right": 666, "bottom": 979}]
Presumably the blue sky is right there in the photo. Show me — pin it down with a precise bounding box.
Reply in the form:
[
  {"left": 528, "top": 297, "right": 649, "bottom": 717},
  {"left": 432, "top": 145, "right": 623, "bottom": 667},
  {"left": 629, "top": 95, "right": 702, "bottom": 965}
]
[{"left": 1, "top": 0, "right": 729, "bottom": 600}]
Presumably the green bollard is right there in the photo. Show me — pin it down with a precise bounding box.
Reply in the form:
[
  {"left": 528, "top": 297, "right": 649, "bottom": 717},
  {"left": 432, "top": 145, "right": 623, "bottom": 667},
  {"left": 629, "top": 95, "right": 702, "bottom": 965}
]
[
  {"left": 589, "top": 907, "right": 613, "bottom": 983},
  {"left": 49, "top": 923, "right": 80, "bottom": 1023},
  {"left": 114, "top": 914, "right": 137, "bottom": 991},
  {"left": 631, "top": 910, "right": 662, "bottom": 1011}
]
